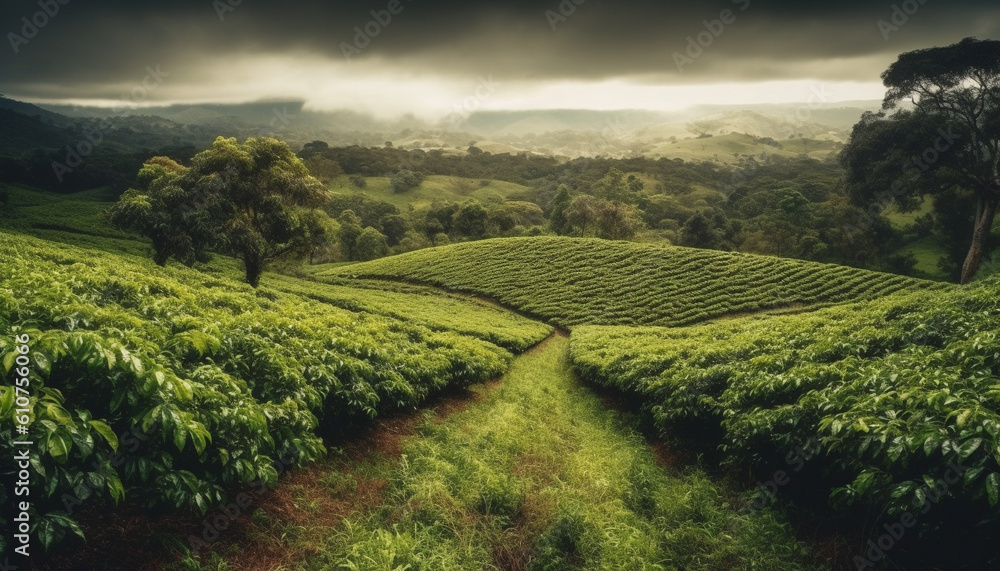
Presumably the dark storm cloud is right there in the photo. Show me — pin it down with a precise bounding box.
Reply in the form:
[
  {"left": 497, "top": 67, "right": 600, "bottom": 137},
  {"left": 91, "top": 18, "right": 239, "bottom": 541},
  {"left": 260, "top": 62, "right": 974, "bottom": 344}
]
[{"left": 0, "top": 0, "right": 997, "bottom": 102}]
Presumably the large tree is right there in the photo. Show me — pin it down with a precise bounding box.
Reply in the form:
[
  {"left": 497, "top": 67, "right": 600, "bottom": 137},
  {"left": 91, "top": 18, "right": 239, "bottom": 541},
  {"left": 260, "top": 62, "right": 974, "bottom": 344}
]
[
  {"left": 337, "top": 210, "right": 363, "bottom": 260},
  {"left": 110, "top": 137, "right": 329, "bottom": 286},
  {"left": 841, "top": 38, "right": 1000, "bottom": 283},
  {"left": 207, "top": 137, "right": 329, "bottom": 285},
  {"left": 354, "top": 226, "right": 389, "bottom": 261},
  {"left": 549, "top": 184, "right": 572, "bottom": 235},
  {"left": 108, "top": 156, "right": 218, "bottom": 266}
]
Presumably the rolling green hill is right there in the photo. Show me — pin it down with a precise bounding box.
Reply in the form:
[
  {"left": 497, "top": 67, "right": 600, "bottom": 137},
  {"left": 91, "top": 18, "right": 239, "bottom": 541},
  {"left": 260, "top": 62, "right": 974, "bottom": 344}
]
[
  {"left": 647, "top": 133, "right": 842, "bottom": 163},
  {"left": 322, "top": 237, "right": 949, "bottom": 328},
  {"left": 0, "top": 184, "right": 149, "bottom": 254}
]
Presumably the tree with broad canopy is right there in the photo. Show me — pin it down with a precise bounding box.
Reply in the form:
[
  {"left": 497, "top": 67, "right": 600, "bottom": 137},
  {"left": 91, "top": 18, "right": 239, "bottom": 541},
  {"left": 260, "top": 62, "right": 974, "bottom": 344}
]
[{"left": 840, "top": 37, "right": 1000, "bottom": 283}]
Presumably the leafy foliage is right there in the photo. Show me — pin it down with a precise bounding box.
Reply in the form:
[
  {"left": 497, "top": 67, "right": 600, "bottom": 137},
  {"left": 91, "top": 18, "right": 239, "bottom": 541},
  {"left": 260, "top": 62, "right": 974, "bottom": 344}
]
[
  {"left": 389, "top": 169, "right": 425, "bottom": 194},
  {"left": 571, "top": 276, "right": 1000, "bottom": 556},
  {"left": 108, "top": 157, "right": 215, "bottom": 266},
  {"left": 109, "top": 137, "right": 330, "bottom": 286},
  {"left": 843, "top": 37, "right": 1000, "bottom": 283},
  {"left": 0, "top": 231, "right": 549, "bottom": 553}
]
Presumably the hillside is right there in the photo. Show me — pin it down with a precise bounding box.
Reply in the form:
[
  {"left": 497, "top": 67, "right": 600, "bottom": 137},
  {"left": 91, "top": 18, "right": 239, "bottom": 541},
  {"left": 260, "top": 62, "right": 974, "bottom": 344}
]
[
  {"left": 570, "top": 276, "right": 1000, "bottom": 568},
  {"left": 0, "top": 184, "right": 146, "bottom": 254},
  {"left": 0, "top": 182, "right": 986, "bottom": 569},
  {"left": 646, "top": 133, "right": 842, "bottom": 163},
  {"left": 322, "top": 237, "right": 948, "bottom": 328},
  {"left": 0, "top": 108, "right": 73, "bottom": 152},
  {"left": 684, "top": 110, "right": 845, "bottom": 142},
  {"left": 0, "top": 229, "right": 550, "bottom": 556}
]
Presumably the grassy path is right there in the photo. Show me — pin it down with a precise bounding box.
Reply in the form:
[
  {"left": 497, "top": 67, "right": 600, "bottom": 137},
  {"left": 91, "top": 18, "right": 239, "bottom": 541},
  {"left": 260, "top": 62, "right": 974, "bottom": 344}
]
[{"left": 177, "top": 333, "right": 823, "bottom": 571}]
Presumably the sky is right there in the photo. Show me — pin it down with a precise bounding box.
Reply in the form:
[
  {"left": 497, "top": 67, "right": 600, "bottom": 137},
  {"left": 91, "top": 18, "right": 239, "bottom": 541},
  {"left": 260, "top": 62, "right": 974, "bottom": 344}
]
[{"left": 1, "top": 0, "right": 997, "bottom": 119}]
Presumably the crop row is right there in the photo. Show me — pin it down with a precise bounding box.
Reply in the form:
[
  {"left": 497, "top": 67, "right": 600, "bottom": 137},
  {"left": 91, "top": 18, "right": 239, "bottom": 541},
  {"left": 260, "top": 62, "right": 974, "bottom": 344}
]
[
  {"left": 268, "top": 274, "right": 550, "bottom": 352},
  {"left": 570, "top": 277, "right": 1000, "bottom": 548},
  {"left": 0, "top": 232, "right": 550, "bottom": 553},
  {"left": 330, "top": 237, "right": 948, "bottom": 328}
]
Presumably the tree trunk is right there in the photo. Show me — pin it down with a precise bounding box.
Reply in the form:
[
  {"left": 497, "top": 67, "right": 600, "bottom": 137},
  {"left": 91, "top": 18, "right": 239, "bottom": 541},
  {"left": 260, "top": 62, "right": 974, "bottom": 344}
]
[
  {"left": 244, "top": 253, "right": 262, "bottom": 288},
  {"left": 153, "top": 248, "right": 170, "bottom": 267},
  {"left": 960, "top": 194, "right": 999, "bottom": 284}
]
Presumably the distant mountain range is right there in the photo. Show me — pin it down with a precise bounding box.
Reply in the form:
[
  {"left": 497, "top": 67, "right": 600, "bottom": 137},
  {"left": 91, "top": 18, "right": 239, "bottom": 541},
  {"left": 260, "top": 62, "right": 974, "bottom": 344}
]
[{"left": 0, "top": 96, "right": 886, "bottom": 161}]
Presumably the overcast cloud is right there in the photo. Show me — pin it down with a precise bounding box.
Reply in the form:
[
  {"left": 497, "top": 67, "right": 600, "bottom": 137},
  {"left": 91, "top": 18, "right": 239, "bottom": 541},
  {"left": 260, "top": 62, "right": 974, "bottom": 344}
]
[{"left": 1, "top": 0, "right": 997, "bottom": 118}]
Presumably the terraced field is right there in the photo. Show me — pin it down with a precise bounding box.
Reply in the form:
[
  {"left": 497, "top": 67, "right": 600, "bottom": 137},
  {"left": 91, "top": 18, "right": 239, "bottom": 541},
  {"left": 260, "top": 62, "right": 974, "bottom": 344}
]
[
  {"left": 322, "top": 237, "right": 949, "bottom": 327},
  {"left": 266, "top": 274, "right": 549, "bottom": 352}
]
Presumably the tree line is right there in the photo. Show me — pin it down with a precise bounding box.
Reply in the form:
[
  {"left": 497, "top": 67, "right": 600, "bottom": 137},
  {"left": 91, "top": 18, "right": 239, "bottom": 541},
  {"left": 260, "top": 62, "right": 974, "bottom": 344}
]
[{"left": 70, "top": 37, "right": 1000, "bottom": 285}]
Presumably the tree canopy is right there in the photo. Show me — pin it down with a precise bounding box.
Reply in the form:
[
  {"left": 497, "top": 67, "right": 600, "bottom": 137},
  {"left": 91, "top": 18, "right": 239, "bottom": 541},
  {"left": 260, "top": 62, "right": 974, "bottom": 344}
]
[
  {"left": 110, "top": 136, "right": 329, "bottom": 286},
  {"left": 841, "top": 37, "right": 1000, "bottom": 283}
]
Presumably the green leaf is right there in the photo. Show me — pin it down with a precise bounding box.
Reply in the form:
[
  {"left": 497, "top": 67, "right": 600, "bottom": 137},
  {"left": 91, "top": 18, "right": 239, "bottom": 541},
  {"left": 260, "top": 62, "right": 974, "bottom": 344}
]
[
  {"left": 0, "top": 386, "right": 13, "bottom": 417},
  {"left": 73, "top": 474, "right": 93, "bottom": 501},
  {"left": 914, "top": 486, "right": 927, "bottom": 506},
  {"left": 141, "top": 404, "right": 162, "bottom": 433},
  {"left": 86, "top": 471, "right": 105, "bottom": 492},
  {"left": 987, "top": 473, "right": 999, "bottom": 507},
  {"left": 2, "top": 351, "right": 16, "bottom": 374},
  {"left": 923, "top": 474, "right": 937, "bottom": 490},
  {"left": 173, "top": 424, "right": 187, "bottom": 453},
  {"left": 855, "top": 471, "right": 877, "bottom": 495},
  {"left": 106, "top": 472, "right": 125, "bottom": 504},
  {"left": 956, "top": 438, "right": 982, "bottom": 460},
  {"left": 33, "top": 351, "right": 51, "bottom": 375},
  {"left": 48, "top": 431, "right": 71, "bottom": 463},
  {"left": 964, "top": 466, "right": 984, "bottom": 486},
  {"left": 36, "top": 518, "right": 60, "bottom": 550},
  {"left": 956, "top": 409, "right": 972, "bottom": 428},
  {"left": 88, "top": 420, "right": 119, "bottom": 452},
  {"left": 69, "top": 428, "right": 94, "bottom": 458},
  {"left": 923, "top": 436, "right": 939, "bottom": 457},
  {"left": 891, "top": 482, "right": 915, "bottom": 499},
  {"left": 45, "top": 402, "right": 74, "bottom": 425}
]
